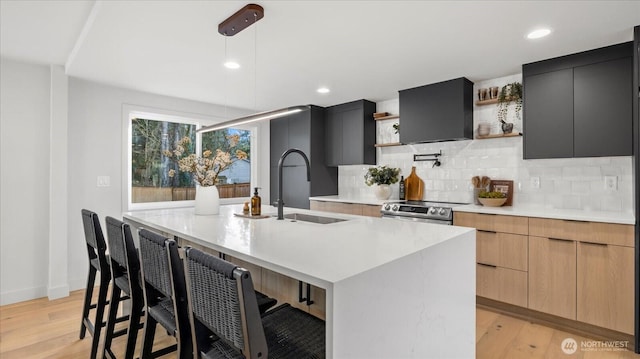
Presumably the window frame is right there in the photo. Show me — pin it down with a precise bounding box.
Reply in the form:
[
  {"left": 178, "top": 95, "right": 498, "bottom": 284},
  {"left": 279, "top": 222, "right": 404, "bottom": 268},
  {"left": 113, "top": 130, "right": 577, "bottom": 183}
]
[{"left": 122, "top": 104, "right": 257, "bottom": 211}]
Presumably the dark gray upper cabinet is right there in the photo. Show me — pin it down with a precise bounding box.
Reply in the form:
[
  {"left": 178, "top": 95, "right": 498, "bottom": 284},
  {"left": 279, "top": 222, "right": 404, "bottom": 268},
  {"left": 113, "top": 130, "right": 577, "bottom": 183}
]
[
  {"left": 325, "top": 99, "right": 376, "bottom": 167},
  {"left": 523, "top": 42, "right": 633, "bottom": 159},
  {"left": 269, "top": 105, "right": 337, "bottom": 209},
  {"left": 574, "top": 57, "right": 633, "bottom": 157},
  {"left": 523, "top": 69, "right": 574, "bottom": 159},
  {"left": 399, "top": 77, "right": 474, "bottom": 144}
]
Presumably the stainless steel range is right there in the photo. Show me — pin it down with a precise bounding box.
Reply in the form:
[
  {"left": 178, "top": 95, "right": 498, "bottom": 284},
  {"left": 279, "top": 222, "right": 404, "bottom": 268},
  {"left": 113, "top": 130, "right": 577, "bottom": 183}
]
[{"left": 380, "top": 200, "right": 469, "bottom": 225}]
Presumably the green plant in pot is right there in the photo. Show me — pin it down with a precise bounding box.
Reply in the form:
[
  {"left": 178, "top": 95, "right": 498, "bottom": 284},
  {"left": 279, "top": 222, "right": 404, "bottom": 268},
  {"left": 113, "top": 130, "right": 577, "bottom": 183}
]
[
  {"left": 497, "top": 82, "right": 522, "bottom": 133},
  {"left": 365, "top": 165, "right": 400, "bottom": 200},
  {"left": 478, "top": 190, "right": 506, "bottom": 199}
]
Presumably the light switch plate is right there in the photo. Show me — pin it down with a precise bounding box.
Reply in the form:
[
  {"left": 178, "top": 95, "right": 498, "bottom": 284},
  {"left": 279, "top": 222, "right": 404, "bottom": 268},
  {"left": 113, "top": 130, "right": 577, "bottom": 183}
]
[
  {"left": 604, "top": 175, "right": 617, "bottom": 191},
  {"left": 97, "top": 176, "right": 111, "bottom": 187}
]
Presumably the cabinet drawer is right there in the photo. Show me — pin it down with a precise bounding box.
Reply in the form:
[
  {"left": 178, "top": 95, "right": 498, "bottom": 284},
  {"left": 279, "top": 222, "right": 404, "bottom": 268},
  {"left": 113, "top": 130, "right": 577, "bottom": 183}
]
[
  {"left": 310, "top": 201, "right": 361, "bottom": 215},
  {"left": 477, "top": 231, "right": 528, "bottom": 271},
  {"left": 454, "top": 212, "right": 528, "bottom": 235},
  {"left": 361, "top": 204, "right": 382, "bottom": 217},
  {"left": 529, "top": 218, "right": 634, "bottom": 247},
  {"left": 477, "top": 264, "right": 527, "bottom": 307}
]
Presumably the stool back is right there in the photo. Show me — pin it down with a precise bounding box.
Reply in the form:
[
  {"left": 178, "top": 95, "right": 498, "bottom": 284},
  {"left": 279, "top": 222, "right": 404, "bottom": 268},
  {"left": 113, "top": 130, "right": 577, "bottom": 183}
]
[
  {"left": 81, "top": 209, "right": 109, "bottom": 273},
  {"left": 183, "top": 246, "right": 267, "bottom": 359}
]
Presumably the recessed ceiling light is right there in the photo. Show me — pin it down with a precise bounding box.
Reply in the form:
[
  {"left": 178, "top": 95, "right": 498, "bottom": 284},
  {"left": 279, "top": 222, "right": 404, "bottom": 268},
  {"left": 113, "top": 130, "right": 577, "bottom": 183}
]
[
  {"left": 317, "top": 87, "right": 330, "bottom": 94},
  {"left": 224, "top": 61, "right": 240, "bottom": 69},
  {"left": 527, "top": 28, "right": 551, "bottom": 39}
]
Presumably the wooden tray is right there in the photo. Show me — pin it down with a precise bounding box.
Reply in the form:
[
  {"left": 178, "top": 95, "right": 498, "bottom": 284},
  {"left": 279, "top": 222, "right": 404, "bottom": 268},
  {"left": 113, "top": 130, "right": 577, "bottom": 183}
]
[{"left": 233, "top": 213, "right": 272, "bottom": 219}]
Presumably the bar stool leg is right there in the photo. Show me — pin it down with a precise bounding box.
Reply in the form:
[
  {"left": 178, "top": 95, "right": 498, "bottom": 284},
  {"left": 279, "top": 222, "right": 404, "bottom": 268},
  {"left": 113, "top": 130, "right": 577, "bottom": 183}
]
[
  {"left": 140, "top": 315, "right": 158, "bottom": 359},
  {"left": 79, "top": 265, "right": 97, "bottom": 339},
  {"left": 102, "top": 284, "right": 122, "bottom": 359},
  {"left": 124, "top": 301, "right": 143, "bottom": 359},
  {"left": 90, "top": 274, "right": 110, "bottom": 359}
]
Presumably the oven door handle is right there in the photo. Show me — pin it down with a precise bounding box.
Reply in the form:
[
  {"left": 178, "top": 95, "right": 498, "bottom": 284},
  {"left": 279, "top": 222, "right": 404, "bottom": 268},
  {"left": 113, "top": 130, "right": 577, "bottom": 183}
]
[{"left": 381, "top": 215, "right": 452, "bottom": 225}]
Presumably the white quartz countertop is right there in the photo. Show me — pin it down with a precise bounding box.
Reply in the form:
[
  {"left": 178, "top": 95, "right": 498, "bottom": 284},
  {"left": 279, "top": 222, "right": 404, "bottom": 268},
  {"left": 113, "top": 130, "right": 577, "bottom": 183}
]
[
  {"left": 310, "top": 195, "right": 635, "bottom": 225},
  {"left": 454, "top": 204, "right": 635, "bottom": 225},
  {"left": 309, "top": 195, "right": 386, "bottom": 206},
  {"left": 124, "top": 204, "right": 473, "bottom": 288}
]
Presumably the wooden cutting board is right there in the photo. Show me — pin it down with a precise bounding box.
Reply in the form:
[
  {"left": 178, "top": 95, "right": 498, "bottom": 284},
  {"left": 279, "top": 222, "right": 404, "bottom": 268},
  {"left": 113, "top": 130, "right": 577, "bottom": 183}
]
[{"left": 404, "top": 167, "right": 424, "bottom": 201}]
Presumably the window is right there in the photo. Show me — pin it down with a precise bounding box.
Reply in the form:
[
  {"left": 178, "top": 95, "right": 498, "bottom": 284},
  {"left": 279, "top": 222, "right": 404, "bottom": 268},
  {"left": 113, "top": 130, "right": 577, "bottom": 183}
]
[{"left": 125, "top": 107, "right": 254, "bottom": 210}]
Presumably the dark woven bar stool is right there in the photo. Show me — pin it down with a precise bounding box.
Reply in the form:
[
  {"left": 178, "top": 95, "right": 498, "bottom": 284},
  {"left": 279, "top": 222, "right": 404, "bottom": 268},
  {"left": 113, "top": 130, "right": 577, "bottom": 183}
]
[
  {"left": 138, "top": 229, "right": 193, "bottom": 359},
  {"left": 182, "top": 246, "right": 326, "bottom": 359},
  {"left": 102, "top": 217, "right": 145, "bottom": 359},
  {"left": 79, "top": 209, "right": 128, "bottom": 359}
]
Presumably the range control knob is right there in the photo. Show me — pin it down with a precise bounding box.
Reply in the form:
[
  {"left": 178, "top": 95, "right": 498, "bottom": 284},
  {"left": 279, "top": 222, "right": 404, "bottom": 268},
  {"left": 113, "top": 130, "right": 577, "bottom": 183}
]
[
  {"left": 392, "top": 205, "right": 399, "bottom": 211},
  {"left": 429, "top": 207, "right": 437, "bottom": 214},
  {"left": 384, "top": 204, "right": 391, "bottom": 211},
  {"left": 439, "top": 208, "right": 446, "bottom": 215}
]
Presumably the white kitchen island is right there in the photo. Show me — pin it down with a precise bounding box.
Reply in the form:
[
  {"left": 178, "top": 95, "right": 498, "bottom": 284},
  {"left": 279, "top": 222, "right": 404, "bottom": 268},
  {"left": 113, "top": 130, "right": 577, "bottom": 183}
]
[{"left": 124, "top": 204, "right": 476, "bottom": 359}]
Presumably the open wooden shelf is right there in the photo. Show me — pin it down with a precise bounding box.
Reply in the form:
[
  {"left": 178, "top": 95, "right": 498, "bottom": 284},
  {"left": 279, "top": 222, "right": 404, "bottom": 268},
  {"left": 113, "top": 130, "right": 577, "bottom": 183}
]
[
  {"left": 475, "top": 98, "right": 498, "bottom": 106},
  {"left": 374, "top": 142, "right": 403, "bottom": 147},
  {"left": 373, "top": 114, "right": 399, "bottom": 121},
  {"left": 475, "top": 132, "right": 522, "bottom": 140},
  {"left": 476, "top": 96, "right": 520, "bottom": 107}
]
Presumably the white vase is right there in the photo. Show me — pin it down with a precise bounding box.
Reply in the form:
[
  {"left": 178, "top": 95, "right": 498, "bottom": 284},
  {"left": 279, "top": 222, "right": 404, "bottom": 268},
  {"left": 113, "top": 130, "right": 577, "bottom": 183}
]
[
  {"left": 373, "top": 184, "right": 392, "bottom": 200},
  {"left": 194, "top": 185, "right": 220, "bottom": 215}
]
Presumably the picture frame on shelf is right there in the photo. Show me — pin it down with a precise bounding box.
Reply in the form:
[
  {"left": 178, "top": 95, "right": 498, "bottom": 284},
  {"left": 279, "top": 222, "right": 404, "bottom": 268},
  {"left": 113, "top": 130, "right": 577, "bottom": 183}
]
[{"left": 489, "top": 180, "right": 514, "bottom": 206}]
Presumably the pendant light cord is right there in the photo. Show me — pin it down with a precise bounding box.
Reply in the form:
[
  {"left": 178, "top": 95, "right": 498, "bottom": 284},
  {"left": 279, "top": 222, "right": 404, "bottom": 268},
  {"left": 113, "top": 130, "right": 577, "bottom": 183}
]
[
  {"left": 224, "top": 35, "right": 229, "bottom": 120},
  {"left": 253, "top": 12, "right": 258, "bottom": 112}
]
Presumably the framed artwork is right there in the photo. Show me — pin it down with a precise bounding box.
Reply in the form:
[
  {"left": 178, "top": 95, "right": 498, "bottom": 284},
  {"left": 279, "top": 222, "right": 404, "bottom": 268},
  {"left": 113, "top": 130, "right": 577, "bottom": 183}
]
[{"left": 489, "top": 180, "right": 514, "bottom": 206}]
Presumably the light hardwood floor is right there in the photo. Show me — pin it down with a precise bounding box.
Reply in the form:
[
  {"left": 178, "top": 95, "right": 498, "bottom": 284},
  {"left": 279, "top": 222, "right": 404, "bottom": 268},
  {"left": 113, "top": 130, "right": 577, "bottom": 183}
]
[
  {"left": 1, "top": 289, "right": 638, "bottom": 358},
  {"left": 0, "top": 289, "right": 175, "bottom": 359}
]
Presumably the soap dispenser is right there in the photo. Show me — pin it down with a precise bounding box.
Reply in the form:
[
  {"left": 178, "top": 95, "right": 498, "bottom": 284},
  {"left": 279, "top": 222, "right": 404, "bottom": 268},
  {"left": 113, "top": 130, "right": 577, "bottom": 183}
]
[{"left": 250, "top": 187, "right": 261, "bottom": 216}]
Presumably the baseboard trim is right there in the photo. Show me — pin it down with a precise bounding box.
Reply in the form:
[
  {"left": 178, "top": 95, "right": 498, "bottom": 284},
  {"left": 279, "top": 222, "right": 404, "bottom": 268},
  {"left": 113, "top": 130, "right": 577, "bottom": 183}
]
[
  {"left": 1, "top": 286, "right": 47, "bottom": 306},
  {"left": 47, "top": 284, "right": 70, "bottom": 300},
  {"left": 477, "top": 296, "right": 636, "bottom": 352}
]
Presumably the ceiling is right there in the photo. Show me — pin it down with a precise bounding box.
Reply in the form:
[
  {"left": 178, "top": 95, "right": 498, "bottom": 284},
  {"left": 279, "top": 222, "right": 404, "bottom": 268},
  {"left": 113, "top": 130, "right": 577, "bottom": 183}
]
[{"left": 2, "top": 1, "right": 639, "bottom": 113}]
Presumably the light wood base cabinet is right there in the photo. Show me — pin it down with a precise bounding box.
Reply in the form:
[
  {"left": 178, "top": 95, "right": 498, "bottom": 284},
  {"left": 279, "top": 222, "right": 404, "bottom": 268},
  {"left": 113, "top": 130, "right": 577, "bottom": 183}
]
[
  {"left": 455, "top": 212, "right": 635, "bottom": 337},
  {"left": 310, "top": 200, "right": 381, "bottom": 217},
  {"left": 454, "top": 213, "right": 529, "bottom": 307},
  {"left": 577, "top": 242, "right": 635, "bottom": 334},
  {"left": 261, "top": 268, "right": 326, "bottom": 320},
  {"left": 454, "top": 212, "right": 528, "bottom": 235},
  {"left": 477, "top": 231, "right": 528, "bottom": 271},
  {"left": 528, "top": 236, "right": 577, "bottom": 320},
  {"left": 477, "top": 264, "right": 528, "bottom": 307}
]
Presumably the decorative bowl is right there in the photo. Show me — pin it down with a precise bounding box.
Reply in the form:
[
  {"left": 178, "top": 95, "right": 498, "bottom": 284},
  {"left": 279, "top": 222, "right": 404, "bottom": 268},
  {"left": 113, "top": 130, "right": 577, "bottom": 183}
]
[{"left": 478, "top": 197, "right": 507, "bottom": 207}]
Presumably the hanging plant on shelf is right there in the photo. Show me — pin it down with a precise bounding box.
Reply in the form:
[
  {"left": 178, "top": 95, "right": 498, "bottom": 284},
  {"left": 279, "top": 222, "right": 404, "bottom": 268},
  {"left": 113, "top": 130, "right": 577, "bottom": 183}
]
[{"left": 497, "top": 82, "right": 522, "bottom": 133}]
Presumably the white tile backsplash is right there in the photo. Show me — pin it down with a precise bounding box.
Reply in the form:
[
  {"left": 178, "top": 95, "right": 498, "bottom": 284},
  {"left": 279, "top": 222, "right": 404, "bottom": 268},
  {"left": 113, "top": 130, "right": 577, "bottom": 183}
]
[{"left": 338, "top": 80, "right": 633, "bottom": 214}]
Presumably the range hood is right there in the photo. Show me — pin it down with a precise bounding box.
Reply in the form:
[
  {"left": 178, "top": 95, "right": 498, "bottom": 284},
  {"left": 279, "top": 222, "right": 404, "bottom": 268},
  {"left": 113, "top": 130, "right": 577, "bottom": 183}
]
[{"left": 399, "top": 77, "right": 474, "bottom": 144}]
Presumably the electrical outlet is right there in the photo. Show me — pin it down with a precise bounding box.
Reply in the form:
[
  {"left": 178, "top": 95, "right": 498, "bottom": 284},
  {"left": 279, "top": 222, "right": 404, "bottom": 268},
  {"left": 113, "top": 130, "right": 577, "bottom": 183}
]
[
  {"left": 604, "top": 175, "right": 617, "bottom": 191},
  {"left": 97, "top": 176, "right": 111, "bottom": 187},
  {"left": 530, "top": 177, "right": 540, "bottom": 189}
]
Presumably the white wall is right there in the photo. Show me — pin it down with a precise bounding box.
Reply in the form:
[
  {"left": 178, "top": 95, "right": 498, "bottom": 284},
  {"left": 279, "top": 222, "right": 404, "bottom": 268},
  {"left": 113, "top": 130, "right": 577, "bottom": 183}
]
[
  {"left": 340, "top": 74, "right": 633, "bottom": 214},
  {"left": 1, "top": 58, "right": 51, "bottom": 304},
  {"left": 66, "top": 78, "right": 268, "bottom": 292},
  {"left": 0, "top": 57, "right": 270, "bottom": 304}
]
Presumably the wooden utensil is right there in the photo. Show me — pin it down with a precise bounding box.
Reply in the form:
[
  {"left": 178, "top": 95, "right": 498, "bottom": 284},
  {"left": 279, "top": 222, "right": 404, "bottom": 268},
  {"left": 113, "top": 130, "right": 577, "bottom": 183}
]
[
  {"left": 472, "top": 176, "right": 480, "bottom": 188},
  {"left": 481, "top": 176, "right": 490, "bottom": 188}
]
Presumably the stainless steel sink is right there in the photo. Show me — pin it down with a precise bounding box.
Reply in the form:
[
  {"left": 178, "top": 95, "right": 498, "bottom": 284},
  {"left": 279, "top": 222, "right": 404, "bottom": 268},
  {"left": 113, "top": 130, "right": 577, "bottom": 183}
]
[{"left": 282, "top": 213, "right": 348, "bottom": 224}]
